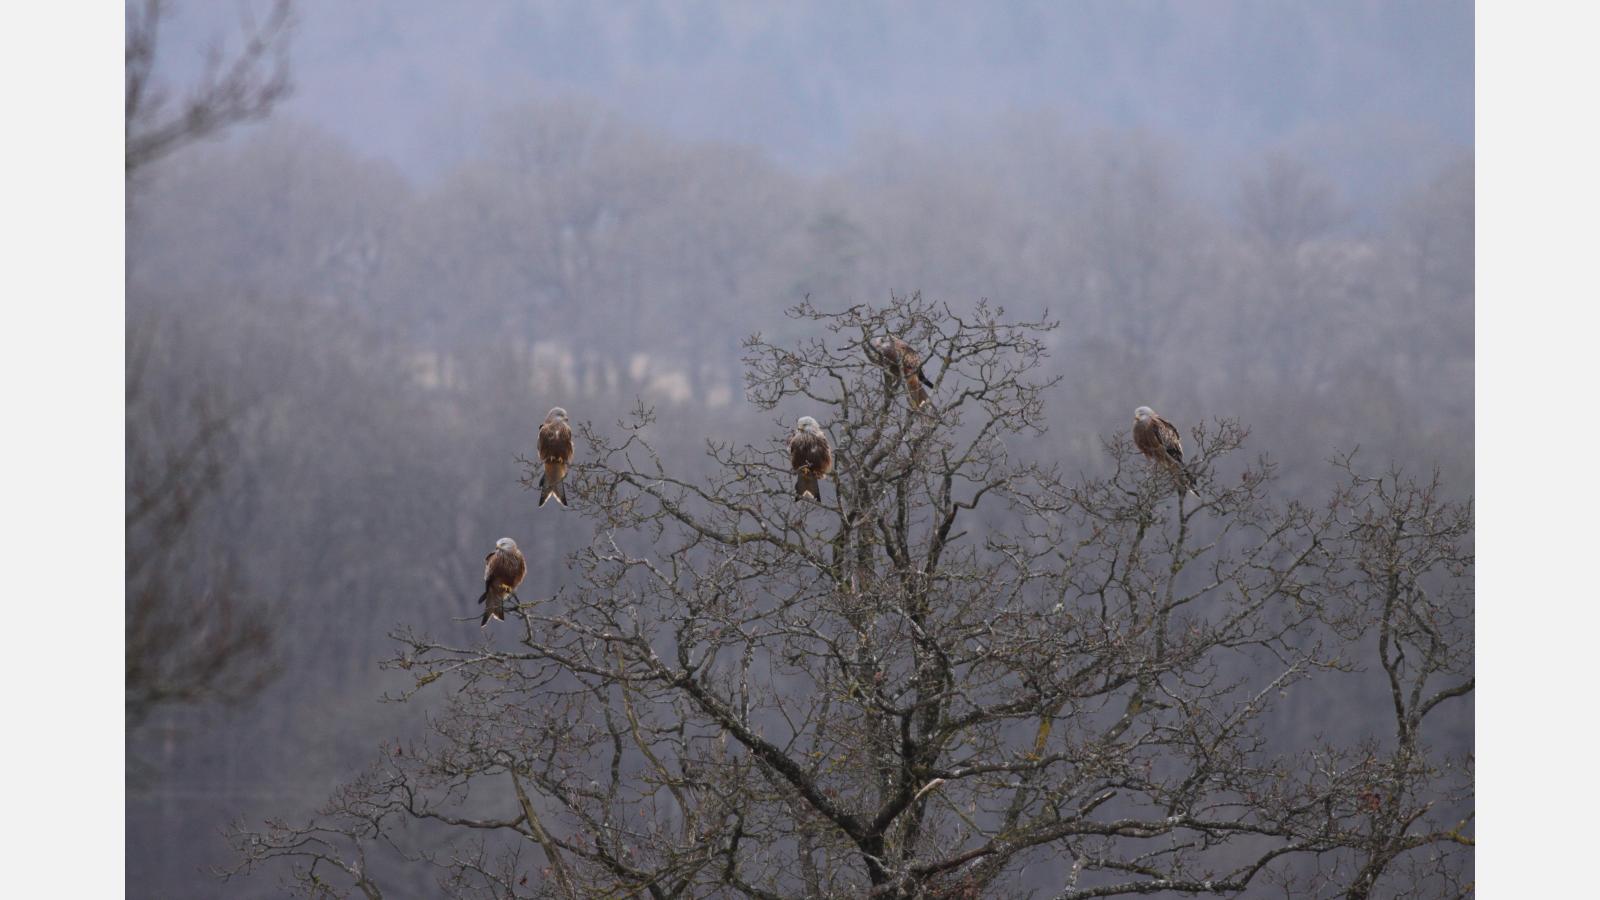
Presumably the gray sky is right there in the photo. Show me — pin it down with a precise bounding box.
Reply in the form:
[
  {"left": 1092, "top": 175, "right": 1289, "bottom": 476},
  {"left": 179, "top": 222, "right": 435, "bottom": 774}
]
[{"left": 162, "top": 0, "right": 1472, "bottom": 195}]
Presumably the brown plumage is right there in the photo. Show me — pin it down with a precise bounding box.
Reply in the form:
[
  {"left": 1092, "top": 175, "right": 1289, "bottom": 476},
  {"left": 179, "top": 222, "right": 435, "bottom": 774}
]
[
  {"left": 865, "top": 335, "right": 934, "bottom": 408},
  {"left": 537, "top": 407, "right": 573, "bottom": 508},
  {"left": 788, "top": 416, "right": 833, "bottom": 502},
  {"left": 479, "top": 537, "right": 527, "bottom": 627},
  {"left": 1132, "top": 406, "right": 1198, "bottom": 497}
]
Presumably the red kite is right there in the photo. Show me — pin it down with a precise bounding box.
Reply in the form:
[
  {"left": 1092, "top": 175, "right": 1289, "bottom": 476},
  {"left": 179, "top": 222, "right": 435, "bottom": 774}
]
[
  {"left": 788, "top": 416, "right": 833, "bottom": 502},
  {"left": 1133, "top": 406, "right": 1198, "bottom": 497},
  {"left": 538, "top": 407, "right": 573, "bottom": 508},
  {"left": 478, "top": 536, "right": 526, "bottom": 627},
  {"left": 866, "top": 336, "right": 934, "bottom": 408}
]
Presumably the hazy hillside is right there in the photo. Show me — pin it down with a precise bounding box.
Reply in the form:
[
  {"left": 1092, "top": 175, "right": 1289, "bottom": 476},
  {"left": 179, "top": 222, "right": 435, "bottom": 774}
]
[{"left": 126, "top": 4, "right": 1472, "bottom": 896}]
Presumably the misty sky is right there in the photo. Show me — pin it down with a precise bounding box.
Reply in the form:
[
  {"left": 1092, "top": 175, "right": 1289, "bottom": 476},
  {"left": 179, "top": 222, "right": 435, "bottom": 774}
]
[{"left": 160, "top": 1, "right": 1471, "bottom": 197}]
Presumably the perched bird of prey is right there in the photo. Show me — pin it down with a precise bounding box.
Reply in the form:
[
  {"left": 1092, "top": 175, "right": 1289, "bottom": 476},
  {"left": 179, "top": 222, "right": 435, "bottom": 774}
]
[
  {"left": 865, "top": 335, "right": 935, "bottom": 409},
  {"left": 537, "top": 407, "right": 574, "bottom": 508},
  {"left": 788, "top": 416, "right": 834, "bottom": 502},
  {"left": 478, "top": 536, "right": 527, "bottom": 627},
  {"left": 1132, "top": 406, "right": 1199, "bottom": 497}
]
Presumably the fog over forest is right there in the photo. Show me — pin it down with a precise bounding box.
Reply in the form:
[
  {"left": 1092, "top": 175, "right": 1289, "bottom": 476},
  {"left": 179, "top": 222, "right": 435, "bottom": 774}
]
[{"left": 126, "top": 3, "right": 1472, "bottom": 897}]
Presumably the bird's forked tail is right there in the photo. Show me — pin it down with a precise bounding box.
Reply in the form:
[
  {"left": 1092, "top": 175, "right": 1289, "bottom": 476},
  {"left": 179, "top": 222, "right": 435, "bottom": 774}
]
[
  {"left": 539, "top": 462, "right": 568, "bottom": 508},
  {"left": 794, "top": 469, "right": 821, "bottom": 502},
  {"left": 1179, "top": 467, "right": 1199, "bottom": 498},
  {"left": 479, "top": 589, "right": 506, "bottom": 627}
]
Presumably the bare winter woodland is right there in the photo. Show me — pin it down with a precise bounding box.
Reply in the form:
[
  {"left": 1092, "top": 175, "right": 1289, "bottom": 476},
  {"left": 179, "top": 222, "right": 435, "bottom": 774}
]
[{"left": 126, "top": 3, "right": 1472, "bottom": 897}]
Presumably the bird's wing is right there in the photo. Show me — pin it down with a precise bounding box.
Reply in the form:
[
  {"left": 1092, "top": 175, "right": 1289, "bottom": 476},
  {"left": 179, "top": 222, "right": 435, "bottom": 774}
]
[
  {"left": 1154, "top": 416, "right": 1185, "bottom": 463},
  {"left": 506, "top": 548, "right": 527, "bottom": 589},
  {"left": 788, "top": 430, "right": 808, "bottom": 469}
]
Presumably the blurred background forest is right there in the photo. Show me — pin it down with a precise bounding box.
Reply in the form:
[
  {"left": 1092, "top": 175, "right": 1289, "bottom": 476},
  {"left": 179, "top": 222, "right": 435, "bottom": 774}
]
[{"left": 125, "top": 1, "right": 1472, "bottom": 896}]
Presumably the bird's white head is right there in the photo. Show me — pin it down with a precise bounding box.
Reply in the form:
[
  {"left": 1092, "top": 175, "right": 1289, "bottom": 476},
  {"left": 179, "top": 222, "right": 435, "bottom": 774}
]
[
  {"left": 1134, "top": 406, "right": 1155, "bottom": 421},
  {"left": 548, "top": 407, "right": 568, "bottom": 421},
  {"left": 797, "top": 415, "right": 820, "bottom": 432},
  {"left": 495, "top": 537, "right": 518, "bottom": 552}
]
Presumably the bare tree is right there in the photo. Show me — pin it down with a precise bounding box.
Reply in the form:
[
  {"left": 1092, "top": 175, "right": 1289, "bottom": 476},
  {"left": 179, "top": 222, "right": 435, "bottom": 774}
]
[
  {"left": 221, "top": 296, "right": 1470, "bottom": 897},
  {"left": 1308, "top": 458, "right": 1475, "bottom": 899},
  {"left": 126, "top": 0, "right": 295, "bottom": 731},
  {"left": 1236, "top": 155, "right": 1341, "bottom": 254},
  {"left": 125, "top": 327, "right": 278, "bottom": 732},
  {"left": 125, "top": 0, "right": 294, "bottom": 174}
]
